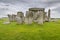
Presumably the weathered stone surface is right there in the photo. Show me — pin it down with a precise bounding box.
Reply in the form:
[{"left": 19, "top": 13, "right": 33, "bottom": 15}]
[
  {"left": 29, "top": 8, "right": 45, "bottom": 23},
  {"left": 24, "top": 17, "right": 28, "bottom": 24},
  {"left": 26, "top": 11, "right": 33, "bottom": 18},
  {"left": 16, "top": 16, "right": 23, "bottom": 24},
  {"left": 8, "top": 14, "right": 13, "bottom": 22},
  {"left": 25, "top": 11, "right": 33, "bottom": 24},
  {"left": 16, "top": 12, "right": 24, "bottom": 24},
  {"left": 43, "top": 12, "right": 48, "bottom": 22},
  {"left": 3, "top": 21, "right": 10, "bottom": 24},
  {"left": 37, "top": 11, "right": 43, "bottom": 24},
  {"left": 51, "top": 18, "right": 58, "bottom": 22},
  {"left": 12, "top": 14, "right": 16, "bottom": 21},
  {"left": 7, "top": 8, "right": 51, "bottom": 25},
  {"left": 33, "top": 12, "right": 38, "bottom": 22},
  {"left": 48, "top": 9, "right": 50, "bottom": 22},
  {"left": 25, "top": 17, "right": 33, "bottom": 24},
  {"left": 43, "top": 12, "right": 46, "bottom": 22},
  {"left": 29, "top": 8, "right": 45, "bottom": 11},
  {"left": 8, "top": 14, "right": 16, "bottom": 22},
  {"left": 28, "top": 17, "right": 33, "bottom": 24},
  {"left": 17, "top": 12, "right": 24, "bottom": 22}
]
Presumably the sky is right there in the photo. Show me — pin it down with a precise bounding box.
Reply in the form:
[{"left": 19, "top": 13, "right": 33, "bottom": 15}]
[{"left": 0, "top": 0, "right": 60, "bottom": 18}]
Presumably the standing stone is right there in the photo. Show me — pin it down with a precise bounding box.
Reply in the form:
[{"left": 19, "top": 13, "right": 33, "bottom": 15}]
[
  {"left": 43, "top": 12, "right": 46, "bottom": 22},
  {"left": 8, "top": 14, "right": 16, "bottom": 22},
  {"left": 16, "top": 12, "right": 24, "bottom": 24},
  {"left": 16, "top": 16, "right": 23, "bottom": 24},
  {"left": 48, "top": 9, "right": 51, "bottom": 22},
  {"left": 33, "top": 12, "right": 39, "bottom": 22},
  {"left": 8, "top": 14, "right": 13, "bottom": 22},
  {"left": 25, "top": 11, "right": 33, "bottom": 24},
  {"left": 12, "top": 14, "right": 16, "bottom": 21},
  {"left": 37, "top": 11, "right": 43, "bottom": 24},
  {"left": 43, "top": 12, "right": 48, "bottom": 22}
]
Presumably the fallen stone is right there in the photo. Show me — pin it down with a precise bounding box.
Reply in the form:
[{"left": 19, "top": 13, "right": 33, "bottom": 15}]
[{"left": 3, "top": 22, "right": 10, "bottom": 24}]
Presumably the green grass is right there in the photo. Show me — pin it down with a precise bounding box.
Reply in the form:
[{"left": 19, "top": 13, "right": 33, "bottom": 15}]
[{"left": 0, "top": 19, "right": 60, "bottom": 40}]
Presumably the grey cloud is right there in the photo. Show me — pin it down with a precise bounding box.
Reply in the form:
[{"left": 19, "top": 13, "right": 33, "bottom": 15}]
[
  {"left": 52, "top": 7, "right": 60, "bottom": 13},
  {"left": 0, "top": 0, "right": 60, "bottom": 18}
]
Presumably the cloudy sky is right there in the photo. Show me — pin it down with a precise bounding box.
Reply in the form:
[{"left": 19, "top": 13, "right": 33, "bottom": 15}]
[{"left": 0, "top": 0, "right": 60, "bottom": 18}]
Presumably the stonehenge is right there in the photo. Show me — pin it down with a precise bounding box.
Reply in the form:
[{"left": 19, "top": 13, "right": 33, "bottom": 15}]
[{"left": 8, "top": 8, "right": 51, "bottom": 24}]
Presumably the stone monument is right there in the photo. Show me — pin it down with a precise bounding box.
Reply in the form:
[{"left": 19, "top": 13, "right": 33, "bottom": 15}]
[{"left": 7, "top": 8, "right": 51, "bottom": 25}]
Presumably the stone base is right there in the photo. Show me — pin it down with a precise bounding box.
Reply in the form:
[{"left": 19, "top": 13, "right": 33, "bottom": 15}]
[
  {"left": 37, "top": 17, "right": 43, "bottom": 24},
  {"left": 25, "top": 17, "right": 33, "bottom": 24},
  {"left": 16, "top": 17, "right": 23, "bottom": 24}
]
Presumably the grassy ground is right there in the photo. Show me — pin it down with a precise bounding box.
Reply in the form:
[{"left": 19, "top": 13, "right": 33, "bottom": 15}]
[{"left": 0, "top": 18, "right": 60, "bottom": 40}]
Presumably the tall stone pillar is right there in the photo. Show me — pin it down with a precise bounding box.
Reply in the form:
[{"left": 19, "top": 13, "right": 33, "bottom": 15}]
[
  {"left": 48, "top": 9, "right": 50, "bottom": 22},
  {"left": 16, "top": 12, "right": 24, "bottom": 24},
  {"left": 43, "top": 12, "right": 46, "bottom": 22},
  {"left": 43, "top": 12, "right": 48, "bottom": 22},
  {"left": 12, "top": 14, "right": 16, "bottom": 21},
  {"left": 37, "top": 11, "right": 43, "bottom": 24},
  {"left": 25, "top": 11, "right": 33, "bottom": 24},
  {"left": 8, "top": 14, "right": 16, "bottom": 22},
  {"left": 8, "top": 14, "right": 13, "bottom": 22},
  {"left": 33, "top": 12, "right": 38, "bottom": 22}
]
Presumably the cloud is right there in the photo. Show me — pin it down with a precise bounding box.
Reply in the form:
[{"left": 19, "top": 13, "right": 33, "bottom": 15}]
[{"left": 0, "top": 0, "right": 60, "bottom": 18}]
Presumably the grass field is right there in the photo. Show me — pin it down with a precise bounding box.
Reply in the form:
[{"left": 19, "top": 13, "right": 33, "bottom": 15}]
[{"left": 0, "top": 18, "right": 60, "bottom": 40}]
